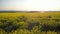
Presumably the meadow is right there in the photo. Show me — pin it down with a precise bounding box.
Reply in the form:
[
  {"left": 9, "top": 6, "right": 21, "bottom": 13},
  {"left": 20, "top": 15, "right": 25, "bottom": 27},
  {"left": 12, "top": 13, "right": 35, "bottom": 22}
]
[{"left": 0, "top": 11, "right": 60, "bottom": 34}]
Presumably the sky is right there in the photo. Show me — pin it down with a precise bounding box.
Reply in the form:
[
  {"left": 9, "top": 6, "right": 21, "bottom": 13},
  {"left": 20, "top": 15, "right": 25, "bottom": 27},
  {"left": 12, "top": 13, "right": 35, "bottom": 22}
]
[{"left": 0, "top": 0, "right": 60, "bottom": 11}]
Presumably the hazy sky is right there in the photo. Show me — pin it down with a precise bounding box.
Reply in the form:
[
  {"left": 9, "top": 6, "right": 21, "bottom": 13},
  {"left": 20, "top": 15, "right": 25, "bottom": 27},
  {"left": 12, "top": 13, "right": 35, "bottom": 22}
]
[{"left": 0, "top": 0, "right": 60, "bottom": 11}]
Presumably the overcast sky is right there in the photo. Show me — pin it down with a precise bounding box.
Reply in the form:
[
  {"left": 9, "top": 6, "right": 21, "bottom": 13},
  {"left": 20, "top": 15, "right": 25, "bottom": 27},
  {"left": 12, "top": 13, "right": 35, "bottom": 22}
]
[{"left": 0, "top": 0, "right": 60, "bottom": 11}]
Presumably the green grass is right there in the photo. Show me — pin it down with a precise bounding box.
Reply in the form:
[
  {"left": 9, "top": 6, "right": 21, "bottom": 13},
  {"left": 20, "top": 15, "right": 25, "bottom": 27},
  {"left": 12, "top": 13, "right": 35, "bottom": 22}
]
[{"left": 0, "top": 11, "right": 60, "bottom": 34}]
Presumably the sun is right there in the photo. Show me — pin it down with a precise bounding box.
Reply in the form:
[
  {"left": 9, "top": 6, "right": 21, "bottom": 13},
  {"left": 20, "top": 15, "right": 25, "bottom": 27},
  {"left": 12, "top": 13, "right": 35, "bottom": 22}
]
[{"left": 38, "top": 11, "right": 46, "bottom": 13}]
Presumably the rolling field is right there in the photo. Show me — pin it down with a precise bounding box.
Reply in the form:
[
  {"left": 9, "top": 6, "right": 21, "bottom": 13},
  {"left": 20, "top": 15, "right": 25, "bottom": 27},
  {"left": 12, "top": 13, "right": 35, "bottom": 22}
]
[{"left": 0, "top": 11, "right": 60, "bottom": 34}]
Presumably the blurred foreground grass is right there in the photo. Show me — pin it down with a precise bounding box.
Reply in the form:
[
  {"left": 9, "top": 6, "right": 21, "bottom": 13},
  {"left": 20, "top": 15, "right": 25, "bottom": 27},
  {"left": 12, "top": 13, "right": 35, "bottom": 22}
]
[{"left": 0, "top": 11, "right": 60, "bottom": 34}]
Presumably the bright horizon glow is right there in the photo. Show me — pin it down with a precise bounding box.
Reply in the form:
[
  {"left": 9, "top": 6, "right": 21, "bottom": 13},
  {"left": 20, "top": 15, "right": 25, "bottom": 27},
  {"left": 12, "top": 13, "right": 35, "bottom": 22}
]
[{"left": 0, "top": 0, "right": 60, "bottom": 11}]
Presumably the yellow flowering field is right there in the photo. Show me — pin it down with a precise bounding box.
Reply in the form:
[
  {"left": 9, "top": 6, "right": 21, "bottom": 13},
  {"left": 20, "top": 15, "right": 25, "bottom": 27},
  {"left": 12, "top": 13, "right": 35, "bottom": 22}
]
[{"left": 0, "top": 11, "right": 60, "bottom": 34}]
